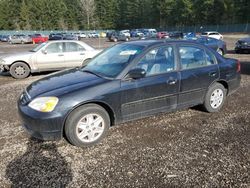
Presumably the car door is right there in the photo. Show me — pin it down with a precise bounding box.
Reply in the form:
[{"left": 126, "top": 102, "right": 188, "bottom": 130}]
[
  {"left": 35, "top": 42, "right": 65, "bottom": 70},
  {"left": 120, "top": 45, "right": 180, "bottom": 121},
  {"left": 178, "top": 45, "right": 219, "bottom": 108},
  {"left": 63, "top": 42, "right": 86, "bottom": 68}
]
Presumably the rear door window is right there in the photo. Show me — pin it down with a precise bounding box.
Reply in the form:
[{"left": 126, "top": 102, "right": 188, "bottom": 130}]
[
  {"left": 64, "top": 42, "right": 85, "bottom": 52},
  {"left": 179, "top": 46, "right": 214, "bottom": 70}
]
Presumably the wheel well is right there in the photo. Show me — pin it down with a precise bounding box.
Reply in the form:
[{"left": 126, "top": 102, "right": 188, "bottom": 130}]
[
  {"left": 93, "top": 102, "right": 115, "bottom": 126},
  {"left": 217, "top": 80, "right": 229, "bottom": 95},
  {"left": 65, "top": 102, "right": 115, "bottom": 127},
  {"left": 11, "top": 61, "right": 31, "bottom": 70}
]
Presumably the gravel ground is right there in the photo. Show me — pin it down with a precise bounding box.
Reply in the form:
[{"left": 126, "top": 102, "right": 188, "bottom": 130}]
[{"left": 0, "top": 36, "right": 249, "bottom": 187}]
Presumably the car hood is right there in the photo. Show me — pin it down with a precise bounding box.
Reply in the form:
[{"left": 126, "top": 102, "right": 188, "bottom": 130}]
[
  {"left": 1, "top": 52, "right": 34, "bottom": 63},
  {"left": 26, "top": 68, "right": 107, "bottom": 99}
]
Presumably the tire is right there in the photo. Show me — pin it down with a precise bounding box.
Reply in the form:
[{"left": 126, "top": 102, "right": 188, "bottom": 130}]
[
  {"left": 10, "top": 62, "right": 30, "bottom": 79},
  {"left": 125, "top": 37, "right": 129, "bottom": 42},
  {"left": 21, "top": 40, "right": 24, "bottom": 44},
  {"left": 217, "top": 48, "right": 224, "bottom": 55},
  {"left": 203, "top": 83, "right": 227, "bottom": 113},
  {"left": 65, "top": 104, "right": 110, "bottom": 147},
  {"left": 113, "top": 38, "right": 118, "bottom": 42}
]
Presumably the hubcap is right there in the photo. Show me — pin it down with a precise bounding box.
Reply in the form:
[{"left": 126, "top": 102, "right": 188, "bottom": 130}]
[
  {"left": 15, "top": 66, "right": 25, "bottom": 75},
  {"left": 76, "top": 113, "right": 105, "bottom": 143},
  {"left": 210, "top": 89, "right": 224, "bottom": 109}
]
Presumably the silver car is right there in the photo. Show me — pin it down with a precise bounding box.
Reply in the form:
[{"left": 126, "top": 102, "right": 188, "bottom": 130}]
[
  {"left": 0, "top": 40, "right": 102, "bottom": 78},
  {"left": 9, "top": 35, "right": 32, "bottom": 44}
]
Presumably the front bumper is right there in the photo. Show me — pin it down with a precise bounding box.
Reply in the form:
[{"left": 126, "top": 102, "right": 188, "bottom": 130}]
[{"left": 18, "top": 103, "right": 65, "bottom": 141}]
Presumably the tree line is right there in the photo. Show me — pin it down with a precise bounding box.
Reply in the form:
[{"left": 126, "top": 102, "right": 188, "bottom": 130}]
[{"left": 0, "top": 0, "right": 249, "bottom": 31}]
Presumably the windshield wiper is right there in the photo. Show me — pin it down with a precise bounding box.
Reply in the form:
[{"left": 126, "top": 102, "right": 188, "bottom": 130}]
[{"left": 81, "top": 69, "right": 103, "bottom": 78}]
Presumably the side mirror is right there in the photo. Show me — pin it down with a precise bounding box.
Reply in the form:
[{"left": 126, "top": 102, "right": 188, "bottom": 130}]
[
  {"left": 126, "top": 68, "right": 146, "bottom": 80},
  {"left": 82, "top": 58, "right": 91, "bottom": 66},
  {"left": 41, "top": 49, "right": 47, "bottom": 54}
]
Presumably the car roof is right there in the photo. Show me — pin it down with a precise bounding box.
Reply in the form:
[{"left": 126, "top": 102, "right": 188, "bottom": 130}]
[{"left": 124, "top": 39, "right": 205, "bottom": 47}]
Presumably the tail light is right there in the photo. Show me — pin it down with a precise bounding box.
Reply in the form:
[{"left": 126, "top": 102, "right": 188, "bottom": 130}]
[{"left": 236, "top": 60, "right": 241, "bottom": 73}]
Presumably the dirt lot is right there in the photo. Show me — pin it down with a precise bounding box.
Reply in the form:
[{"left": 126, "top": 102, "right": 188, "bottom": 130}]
[{"left": 0, "top": 36, "right": 249, "bottom": 187}]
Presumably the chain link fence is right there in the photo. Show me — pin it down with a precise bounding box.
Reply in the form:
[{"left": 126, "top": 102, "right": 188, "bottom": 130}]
[
  {"left": 159, "top": 23, "right": 249, "bottom": 33},
  {"left": 0, "top": 24, "right": 249, "bottom": 35}
]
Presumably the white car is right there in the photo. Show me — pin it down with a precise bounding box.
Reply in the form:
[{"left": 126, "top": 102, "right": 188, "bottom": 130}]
[
  {"left": 201, "top": 31, "right": 223, "bottom": 40},
  {"left": 120, "top": 30, "right": 131, "bottom": 37},
  {"left": 0, "top": 40, "right": 102, "bottom": 79},
  {"left": 80, "top": 33, "right": 87, "bottom": 38},
  {"left": 88, "top": 32, "right": 100, "bottom": 38}
]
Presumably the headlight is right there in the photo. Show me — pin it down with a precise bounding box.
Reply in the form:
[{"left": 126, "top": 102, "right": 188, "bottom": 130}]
[
  {"left": 0, "top": 59, "right": 5, "bottom": 64},
  {"left": 28, "top": 97, "right": 59, "bottom": 112}
]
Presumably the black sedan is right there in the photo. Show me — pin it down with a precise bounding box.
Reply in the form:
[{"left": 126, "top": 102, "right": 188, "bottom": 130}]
[
  {"left": 18, "top": 40, "right": 241, "bottom": 147},
  {"left": 235, "top": 37, "right": 250, "bottom": 53},
  {"left": 195, "top": 36, "right": 227, "bottom": 55}
]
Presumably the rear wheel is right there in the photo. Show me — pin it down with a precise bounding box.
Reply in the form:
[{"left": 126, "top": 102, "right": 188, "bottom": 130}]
[
  {"left": 65, "top": 104, "right": 110, "bottom": 147},
  {"left": 10, "top": 62, "right": 30, "bottom": 79},
  {"left": 203, "top": 83, "right": 227, "bottom": 112}
]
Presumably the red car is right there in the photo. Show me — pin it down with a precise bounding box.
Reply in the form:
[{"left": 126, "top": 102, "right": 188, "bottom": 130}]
[
  {"left": 31, "top": 34, "right": 48, "bottom": 44},
  {"left": 157, "top": 31, "right": 169, "bottom": 39}
]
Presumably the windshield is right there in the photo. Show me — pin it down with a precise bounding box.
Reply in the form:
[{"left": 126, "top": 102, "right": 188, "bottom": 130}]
[
  {"left": 30, "top": 42, "right": 47, "bottom": 52},
  {"left": 82, "top": 43, "right": 144, "bottom": 78}
]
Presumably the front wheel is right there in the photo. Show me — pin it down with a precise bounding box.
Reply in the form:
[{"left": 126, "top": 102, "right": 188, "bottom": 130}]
[
  {"left": 65, "top": 104, "right": 110, "bottom": 147},
  {"left": 202, "top": 83, "right": 227, "bottom": 113},
  {"left": 10, "top": 62, "right": 30, "bottom": 79}
]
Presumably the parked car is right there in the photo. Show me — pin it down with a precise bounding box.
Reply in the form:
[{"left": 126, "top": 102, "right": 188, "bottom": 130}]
[
  {"left": 169, "top": 31, "right": 184, "bottom": 39},
  {"left": 80, "top": 33, "right": 87, "bottom": 38},
  {"left": 183, "top": 32, "right": 196, "bottom": 40},
  {"left": 49, "top": 33, "right": 63, "bottom": 40},
  {"left": 17, "top": 40, "right": 241, "bottom": 147},
  {"left": 201, "top": 31, "right": 223, "bottom": 40},
  {"left": 63, "top": 34, "right": 79, "bottom": 41},
  {"left": 157, "top": 31, "right": 169, "bottom": 39},
  {"left": 1, "top": 35, "right": 10, "bottom": 42},
  {"left": 9, "top": 34, "right": 32, "bottom": 44},
  {"left": 235, "top": 37, "right": 250, "bottom": 53},
  {"left": 195, "top": 36, "right": 227, "bottom": 55},
  {"left": 143, "top": 29, "right": 157, "bottom": 38},
  {"left": 130, "top": 29, "right": 144, "bottom": 38},
  {"left": 31, "top": 34, "right": 49, "bottom": 44},
  {"left": 0, "top": 40, "right": 102, "bottom": 78},
  {"left": 120, "top": 30, "right": 131, "bottom": 37},
  {"left": 108, "top": 31, "right": 130, "bottom": 42},
  {"left": 88, "top": 32, "right": 99, "bottom": 38}
]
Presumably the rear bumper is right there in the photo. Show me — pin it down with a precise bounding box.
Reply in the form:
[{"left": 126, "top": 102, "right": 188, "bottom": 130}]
[{"left": 228, "top": 73, "right": 241, "bottom": 95}]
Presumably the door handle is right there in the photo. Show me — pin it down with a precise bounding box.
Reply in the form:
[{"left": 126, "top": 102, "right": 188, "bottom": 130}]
[
  {"left": 167, "top": 79, "right": 177, "bottom": 85},
  {"left": 58, "top": 54, "right": 64, "bottom": 57},
  {"left": 209, "top": 72, "right": 217, "bottom": 77},
  {"left": 80, "top": 53, "right": 85, "bottom": 55}
]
